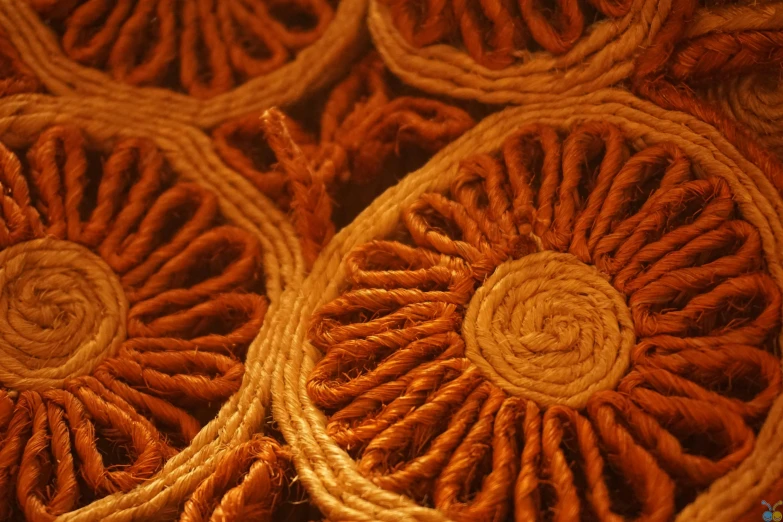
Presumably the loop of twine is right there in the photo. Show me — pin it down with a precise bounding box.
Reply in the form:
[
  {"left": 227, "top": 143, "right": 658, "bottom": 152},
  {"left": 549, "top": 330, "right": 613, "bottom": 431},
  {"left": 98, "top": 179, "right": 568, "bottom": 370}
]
[
  {"left": 367, "top": 0, "right": 667, "bottom": 104},
  {"left": 0, "top": 0, "right": 369, "bottom": 128},
  {"left": 0, "top": 236, "right": 127, "bottom": 391},
  {"left": 30, "top": 0, "right": 334, "bottom": 99},
  {"left": 464, "top": 251, "right": 634, "bottom": 409}
]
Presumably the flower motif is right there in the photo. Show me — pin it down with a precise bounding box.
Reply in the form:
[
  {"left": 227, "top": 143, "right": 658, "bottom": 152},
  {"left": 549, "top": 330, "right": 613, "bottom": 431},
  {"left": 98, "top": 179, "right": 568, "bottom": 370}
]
[
  {"left": 29, "top": 0, "right": 336, "bottom": 98},
  {"left": 0, "top": 125, "right": 267, "bottom": 521},
  {"left": 380, "top": 0, "right": 633, "bottom": 69},
  {"left": 307, "top": 122, "right": 783, "bottom": 520}
]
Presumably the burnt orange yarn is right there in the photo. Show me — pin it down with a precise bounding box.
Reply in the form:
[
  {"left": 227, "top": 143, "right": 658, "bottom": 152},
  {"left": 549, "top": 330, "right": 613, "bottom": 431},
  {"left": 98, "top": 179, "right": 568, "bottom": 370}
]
[
  {"left": 28, "top": 0, "right": 336, "bottom": 98},
  {"left": 669, "top": 30, "right": 783, "bottom": 82},
  {"left": 212, "top": 53, "right": 475, "bottom": 267},
  {"left": 380, "top": 0, "right": 632, "bottom": 68},
  {"left": 0, "top": 30, "right": 40, "bottom": 95},
  {"left": 625, "top": 0, "right": 783, "bottom": 181},
  {"left": 306, "top": 122, "right": 783, "bottom": 521},
  {"left": 0, "top": 124, "right": 267, "bottom": 522},
  {"left": 179, "top": 436, "right": 292, "bottom": 522}
]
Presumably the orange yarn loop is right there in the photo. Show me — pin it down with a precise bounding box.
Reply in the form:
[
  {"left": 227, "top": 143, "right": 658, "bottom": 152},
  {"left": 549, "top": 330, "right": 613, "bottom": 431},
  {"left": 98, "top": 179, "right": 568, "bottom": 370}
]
[
  {"left": 307, "top": 122, "right": 782, "bottom": 520},
  {"left": 179, "top": 436, "right": 292, "bottom": 522},
  {"left": 28, "top": 0, "right": 336, "bottom": 98},
  {"left": 669, "top": 30, "right": 783, "bottom": 82},
  {"left": 0, "top": 124, "right": 267, "bottom": 521},
  {"left": 380, "top": 0, "right": 632, "bottom": 68},
  {"left": 212, "top": 53, "right": 475, "bottom": 267}
]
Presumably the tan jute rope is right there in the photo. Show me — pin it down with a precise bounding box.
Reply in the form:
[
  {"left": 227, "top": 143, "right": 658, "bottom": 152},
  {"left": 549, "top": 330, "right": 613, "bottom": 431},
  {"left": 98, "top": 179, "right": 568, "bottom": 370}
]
[
  {"left": 463, "top": 251, "right": 634, "bottom": 409},
  {"left": 0, "top": 93, "right": 304, "bottom": 522},
  {"left": 673, "top": 2, "right": 783, "bottom": 157},
  {"left": 0, "top": 237, "right": 127, "bottom": 391},
  {"left": 0, "top": 0, "right": 368, "bottom": 129},
  {"left": 270, "top": 88, "right": 783, "bottom": 522},
  {"left": 367, "top": 0, "right": 671, "bottom": 104}
]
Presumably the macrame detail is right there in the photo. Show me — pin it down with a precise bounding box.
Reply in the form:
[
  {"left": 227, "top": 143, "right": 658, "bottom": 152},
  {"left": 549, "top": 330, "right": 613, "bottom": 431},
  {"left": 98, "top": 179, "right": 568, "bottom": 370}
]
[{"left": 212, "top": 53, "right": 476, "bottom": 267}]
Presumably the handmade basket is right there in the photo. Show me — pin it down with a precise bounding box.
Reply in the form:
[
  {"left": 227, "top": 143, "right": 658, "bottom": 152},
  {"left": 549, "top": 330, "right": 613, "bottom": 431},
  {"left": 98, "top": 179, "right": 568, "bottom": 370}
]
[
  {"left": 367, "top": 0, "right": 673, "bottom": 104},
  {"left": 0, "top": 93, "right": 303, "bottom": 522},
  {"left": 0, "top": 0, "right": 368, "bottom": 128},
  {"left": 272, "top": 88, "right": 783, "bottom": 522}
]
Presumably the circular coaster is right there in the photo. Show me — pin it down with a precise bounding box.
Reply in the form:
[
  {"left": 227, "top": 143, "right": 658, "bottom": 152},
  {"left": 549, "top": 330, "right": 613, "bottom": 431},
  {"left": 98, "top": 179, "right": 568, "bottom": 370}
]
[
  {"left": 367, "top": 0, "right": 668, "bottom": 104},
  {"left": 274, "top": 90, "right": 783, "bottom": 522},
  {"left": 0, "top": 0, "right": 368, "bottom": 128}
]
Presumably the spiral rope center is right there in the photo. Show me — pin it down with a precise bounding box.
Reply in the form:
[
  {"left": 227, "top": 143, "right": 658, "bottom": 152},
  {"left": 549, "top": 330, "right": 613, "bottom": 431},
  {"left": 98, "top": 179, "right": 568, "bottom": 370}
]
[
  {"left": 462, "top": 251, "right": 634, "bottom": 408},
  {"left": 0, "top": 237, "right": 127, "bottom": 391}
]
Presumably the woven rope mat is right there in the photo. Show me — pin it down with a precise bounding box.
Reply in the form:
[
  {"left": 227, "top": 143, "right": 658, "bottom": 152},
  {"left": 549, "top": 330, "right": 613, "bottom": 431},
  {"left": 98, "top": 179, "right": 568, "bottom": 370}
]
[
  {"left": 0, "top": 93, "right": 304, "bottom": 522},
  {"left": 272, "top": 88, "right": 783, "bottom": 522},
  {"left": 1, "top": 0, "right": 783, "bottom": 520}
]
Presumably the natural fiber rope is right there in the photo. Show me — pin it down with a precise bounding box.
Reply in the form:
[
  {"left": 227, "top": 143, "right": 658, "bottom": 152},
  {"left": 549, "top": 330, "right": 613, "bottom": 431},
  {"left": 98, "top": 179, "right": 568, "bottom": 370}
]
[
  {"left": 0, "top": 238, "right": 127, "bottom": 391},
  {"left": 211, "top": 53, "right": 475, "bottom": 268},
  {"left": 270, "top": 88, "right": 783, "bottom": 522},
  {"left": 0, "top": 29, "right": 40, "bottom": 95},
  {"left": 463, "top": 252, "right": 634, "bottom": 408},
  {"left": 179, "top": 436, "right": 292, "bottom": 522},
  {"left": 0, "top": 0, "right": 368, "bottom": 128},
  {"left": 664, "top": 0, "right": 783, "bottom": 83},
  {"left": 702, "top": 74, "right": 783, "bottom": 157},
  {"left": 366, "top": 0, "right": 671, "bottom": 104},
  {"left": 629, "top": 0, "right": 783, "bottom": 164},
  {"left": 0, "top": 93, "right": 303, "bottom": 522}
]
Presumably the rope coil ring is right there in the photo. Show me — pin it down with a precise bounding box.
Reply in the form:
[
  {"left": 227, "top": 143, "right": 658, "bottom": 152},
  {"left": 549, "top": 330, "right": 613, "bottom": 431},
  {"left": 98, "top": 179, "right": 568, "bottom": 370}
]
[
  {"left": 0, "top": 237, "right": 127, "bottom": 391},
  {"left": 463, "top": 251, "right": 634, "bottom": 408}
]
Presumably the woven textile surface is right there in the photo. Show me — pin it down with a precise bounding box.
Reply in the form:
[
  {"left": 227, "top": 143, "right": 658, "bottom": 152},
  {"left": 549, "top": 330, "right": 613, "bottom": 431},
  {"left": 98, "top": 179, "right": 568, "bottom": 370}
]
[
  {"left": 1, "top": 0, "right": 783, "bottom": 521},
  {"left": 272, "top": 91, "right": 783, "bottom": 522}
]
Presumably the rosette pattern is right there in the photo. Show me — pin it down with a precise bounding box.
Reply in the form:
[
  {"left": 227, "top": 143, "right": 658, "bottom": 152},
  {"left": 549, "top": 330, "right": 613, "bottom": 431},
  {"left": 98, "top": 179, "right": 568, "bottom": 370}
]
[
  {"left": 307, "top": 122, "right": 783, "bottom": 521},
  {"left": 0, "top": 124, "right": 267, "bottom": 521}
]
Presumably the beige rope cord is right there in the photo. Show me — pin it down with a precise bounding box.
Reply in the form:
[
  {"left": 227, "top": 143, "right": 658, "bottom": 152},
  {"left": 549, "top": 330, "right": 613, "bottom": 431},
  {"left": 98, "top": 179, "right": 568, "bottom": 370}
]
[
  {"left": 271, "top": 88, "right": 783, "bottom": 522},
  {"left": 367, "top": 0, "right": 672, "bottom": 104},
  {"left": 0, "top": 93, "right": 304, "bottom": 522},
  {"left": 0, "top": 238, "right": 127, "bottom": 391},
  {"left": 463, "top": 252, "right": 635, "bottom": 409},
  {"left": 0, "top": 0, "right": 368, "bottom": 128}
]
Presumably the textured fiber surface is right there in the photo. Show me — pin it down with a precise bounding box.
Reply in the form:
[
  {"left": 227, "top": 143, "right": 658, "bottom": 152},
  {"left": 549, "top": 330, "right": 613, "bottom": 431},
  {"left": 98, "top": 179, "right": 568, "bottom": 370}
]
[{"left": 1, "top": 0, "right": 783, "bottom": 520}]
